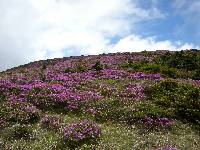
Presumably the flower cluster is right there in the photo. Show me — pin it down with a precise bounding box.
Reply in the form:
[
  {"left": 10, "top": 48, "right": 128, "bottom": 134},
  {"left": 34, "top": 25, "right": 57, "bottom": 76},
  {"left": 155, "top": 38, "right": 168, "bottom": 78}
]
[
  {"left": 99, "top": 69, "right": 128, "bottom": 79},
  {"left": 7, "top": 96, "right": 40, "bottom": 123},
  {"left": 139, "top": 117, "right": 173, "bottom": 129},
  {"left": 121, "top": 84, "right": 145, "bottom": 100},
  {"left": 63, "top": 120, "right": 101, "bottom": 143},
  {"left": 130, "top": 72, "right": 164, "bottom": 81},
  {"left": 40, "top": 114, "right": 61, "bottom": 130}
]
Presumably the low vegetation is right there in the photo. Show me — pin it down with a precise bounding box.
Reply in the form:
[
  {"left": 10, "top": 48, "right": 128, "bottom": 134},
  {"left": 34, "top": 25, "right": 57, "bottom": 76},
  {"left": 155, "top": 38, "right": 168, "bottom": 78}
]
[{"left": 0, "top": 50, "right": 199, "bottom": 149}]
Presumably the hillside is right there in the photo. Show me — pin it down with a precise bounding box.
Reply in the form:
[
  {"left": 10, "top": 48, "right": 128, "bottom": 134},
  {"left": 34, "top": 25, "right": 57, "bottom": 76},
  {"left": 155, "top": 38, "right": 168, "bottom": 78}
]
[{"left": 0, "top": 50, "right": 200, "bottom": 150}]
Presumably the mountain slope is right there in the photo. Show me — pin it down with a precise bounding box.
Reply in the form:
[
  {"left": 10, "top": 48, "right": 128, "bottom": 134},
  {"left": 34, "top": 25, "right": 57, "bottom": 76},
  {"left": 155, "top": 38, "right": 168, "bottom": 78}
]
[{"left": 0, "top": 50, "right": 200, "bottom": 150}]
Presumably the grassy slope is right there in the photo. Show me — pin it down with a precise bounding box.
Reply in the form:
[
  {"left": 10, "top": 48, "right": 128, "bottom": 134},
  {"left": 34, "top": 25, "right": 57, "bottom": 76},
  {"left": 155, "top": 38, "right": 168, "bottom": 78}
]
[
  {"left": 0, "top": 50, "right": 200, "bottom": 150},
  {"left": 1, "top": 114, "right": 199, "bottom": 150}
]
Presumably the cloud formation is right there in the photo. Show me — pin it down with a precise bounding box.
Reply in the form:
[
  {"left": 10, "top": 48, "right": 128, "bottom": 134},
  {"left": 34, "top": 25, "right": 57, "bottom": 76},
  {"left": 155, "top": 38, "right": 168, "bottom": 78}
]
[
  {"left": 0, "top": 0, "right": 199, "bottom": 71},
  {"left": 108, "top": 34, "right": 198, "bottom": 53}
]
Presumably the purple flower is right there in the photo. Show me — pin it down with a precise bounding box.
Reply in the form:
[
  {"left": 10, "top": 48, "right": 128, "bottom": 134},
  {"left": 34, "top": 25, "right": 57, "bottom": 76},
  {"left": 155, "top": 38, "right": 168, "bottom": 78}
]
[
  {"left": 40, "top": 114, "right": 61, "bottom": 130},
  {"left": 63, "top": 120, "right": 101, "bottom": 142},
  {"left": 155, "top": 117, "right": 173, "bottom": 128},
  {"left": 121, "top": 84, "right": 145, "bottom": 100},
  {"left": 139, "top": 117, "right": 173, "bottom": 129},
  {"left": 129, "top": 72, "right": 164, "bottom": 81}
]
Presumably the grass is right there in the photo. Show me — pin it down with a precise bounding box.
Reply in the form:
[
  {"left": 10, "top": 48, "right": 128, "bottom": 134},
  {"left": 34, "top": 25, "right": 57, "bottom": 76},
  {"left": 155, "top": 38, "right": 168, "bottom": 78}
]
[
  {"left": 97, "top": 122, "right": 200, "bottom": 150},
  {"left": 1, "top": 113, "right": 199, "bottom": 150}
]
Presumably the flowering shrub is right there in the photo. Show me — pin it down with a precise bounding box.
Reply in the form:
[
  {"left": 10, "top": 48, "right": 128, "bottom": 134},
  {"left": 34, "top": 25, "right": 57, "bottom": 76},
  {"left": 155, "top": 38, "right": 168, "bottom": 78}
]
[
  {"left": 63, "top": 120, "right": 101, "bottom": 148},
  {"left": 99, "top": 69, "right": 128, "bottom": 79},
  {"left": 40, "top": 114, "right": 61, "bottom": 130},
  {"left": 6, "top": 96, "right": 40, "bottom": 124},
  {"left": 139, "top": 117, "right": 173, "bottom": 130},
  {"left": 120, "top": 84, "right": 145, "bottom": 100},
  {"left": 129, "top": 72, "right": 164, "bottom": 81},
  {"left": 0, "top": 80, "right": 21, "bottom": 97}
]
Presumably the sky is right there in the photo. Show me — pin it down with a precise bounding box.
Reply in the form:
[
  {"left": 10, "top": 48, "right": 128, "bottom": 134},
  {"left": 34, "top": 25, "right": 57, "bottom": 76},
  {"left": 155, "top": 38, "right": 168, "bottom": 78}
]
[{"left": 0, "top": 0, "right": 200, "bottom": 71}]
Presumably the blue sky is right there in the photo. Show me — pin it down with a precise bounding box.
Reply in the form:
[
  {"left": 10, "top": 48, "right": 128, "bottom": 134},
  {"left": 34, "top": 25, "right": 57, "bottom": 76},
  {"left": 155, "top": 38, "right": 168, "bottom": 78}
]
[
  {"left": 0, "top": 0, "right": 200, "bottom": 71},
  {"left": 135, "top": 0, "right": 199, "bottom": 45}
]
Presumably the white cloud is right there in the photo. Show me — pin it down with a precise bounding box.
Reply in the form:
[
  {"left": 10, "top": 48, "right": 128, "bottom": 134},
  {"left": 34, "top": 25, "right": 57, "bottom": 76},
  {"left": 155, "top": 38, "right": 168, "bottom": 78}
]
[
  {"left": 107, "top": 34, "right": 199, "bottom": 52},
  {"left": 0, "top": 0, "right": 149, "bottom": 70},
  {"left": 0, "top": 0, "right": 198, "bottom": 71}
]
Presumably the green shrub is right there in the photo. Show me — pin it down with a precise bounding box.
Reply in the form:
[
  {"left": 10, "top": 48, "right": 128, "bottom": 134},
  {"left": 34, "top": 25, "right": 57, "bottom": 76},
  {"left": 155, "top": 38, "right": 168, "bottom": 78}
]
[
  {"left": 134, "top": 102, "right": 175, "bottom": 119},
  {"left": 156, "top": 50, "right": 200, "bottom": 71},
  {"left": 154, "top": 50, "right": 200, "bottom": 79},
  {"left": 160, "top": 67, "right": 180, "bottom": 78},
  {"left": 13, "top": 124, "right": 32, "bottom": 139},
  {"left": 42, "top": 63, "right": 47, "bottom": 70},
  {"left": 92, "top": 98, "right": 147, "bottom": 125},
  {"left": 92, "top": 98, "right": 133, "bottom": 122},
  {"left": 140, "top": 63, "right": 161, "bottom": 73},
  {"left": 146, "top": 80, "right": 200, "bottom": 124},
  {"left": 121, "top": 61, "right": 161, "bottom": 73},
  {"left": 0, "top": 96, "right": 5, "bottom": 104},
  {"left": 93, "top": 98, "right": 119, "bottom": 122},
  {"left": 192, "top": 69, "right": 200, "bottom": 80},
  {"left": 121, "top": 55, "right": 199, "bottom": 79},
  {"left": 142, "top": 50, "right": 152, "bottom": 57},
  {"left": 76, "top": 64, "right": 87, "bottom": 72},
  {"left": 127, "top": 63, "right": 141, "bottom": 71},
  {"left": 4, "top": 124, "right": 33, "bottom": 140},
  {"left": 121, "top": 59, "right": 136, "bottom": 69},
  {"left": 64, "top": 67, "right": 75, "bottom": 73},
  {"left": 39, "top": 72, "right": 46, "bottom": 81},
  {"left": 64, "top": 64, "right": 87, "bottom": 73},
  {"left": 9, "top": 87, "right": 21, "bottom": 95},
  {"left": 93, "top": 61, "right": 103, "bottom": 71}
]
